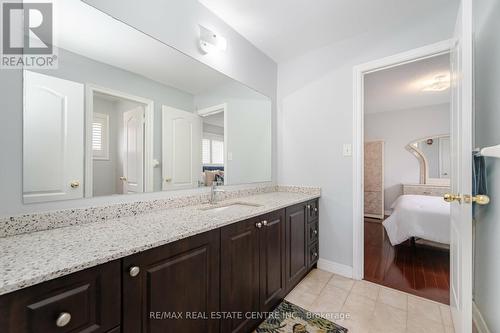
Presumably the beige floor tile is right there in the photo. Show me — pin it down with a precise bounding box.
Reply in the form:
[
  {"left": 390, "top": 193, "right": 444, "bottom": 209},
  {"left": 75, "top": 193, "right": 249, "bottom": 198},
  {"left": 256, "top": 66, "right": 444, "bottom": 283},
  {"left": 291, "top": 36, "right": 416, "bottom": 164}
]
[
  {"left": 378, "top": 287, "right": 408, "bottom": 310},
  {"left": 328, "top": 274, "right": 355, "bottom": 291},
  {"left": 439, "top": 304, "right": 453, "bottom": 326},
  {"left": 342, "top": 293, "right": 376, "bottom": 320},
  {"left": 293, "top": 276, "right": 328, "bottom": 295},
  {"left": 407, "top": 317, "right": 446, "bottom": 333},
  {"left": 305, "top": 268, "right": 333, "bottom": 283},
  {"left": 351, "top": 280, "right": 380, "bottom": 300},
  {"left": 284, "top": 289, "right": 317, "bottom": 310},
  {"left": 310, "top": 285, "right": 349, "bottom": 314},
  {"left": 370, "top": 303, "right": 407, "bottom": 333},
  {"left": 408, "top": 296, "right": 443, "bottom": 324},
  {"left": 335, "top": 317, "right": 372, "bottom": 333}
]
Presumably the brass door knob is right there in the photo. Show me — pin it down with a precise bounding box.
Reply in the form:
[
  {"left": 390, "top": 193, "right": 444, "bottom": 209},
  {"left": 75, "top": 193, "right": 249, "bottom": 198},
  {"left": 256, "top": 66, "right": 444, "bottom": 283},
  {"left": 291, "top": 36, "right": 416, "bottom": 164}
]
[
  {"left": 444, "top": 193, "right": 462, "bottom": 203},
  {"left": 70, "top": 181, "right": 80, "bottom": 189},
  {"left": 466, "top": 194, "right": 490, "bottom": 205}
]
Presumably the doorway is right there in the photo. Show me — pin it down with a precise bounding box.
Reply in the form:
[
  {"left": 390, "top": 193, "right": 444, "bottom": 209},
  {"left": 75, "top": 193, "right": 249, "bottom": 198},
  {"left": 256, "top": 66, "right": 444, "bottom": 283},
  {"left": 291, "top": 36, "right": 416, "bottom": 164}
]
[{"left": 85, "top": 85, "right": 154, "bottom": 197}]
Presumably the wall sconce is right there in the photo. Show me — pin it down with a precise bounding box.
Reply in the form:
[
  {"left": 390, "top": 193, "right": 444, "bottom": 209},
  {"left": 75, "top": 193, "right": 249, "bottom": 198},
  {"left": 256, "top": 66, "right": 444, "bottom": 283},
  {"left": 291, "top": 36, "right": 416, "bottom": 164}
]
[{"left": 199, "top": 25, "right": 227, "bottom": 54}]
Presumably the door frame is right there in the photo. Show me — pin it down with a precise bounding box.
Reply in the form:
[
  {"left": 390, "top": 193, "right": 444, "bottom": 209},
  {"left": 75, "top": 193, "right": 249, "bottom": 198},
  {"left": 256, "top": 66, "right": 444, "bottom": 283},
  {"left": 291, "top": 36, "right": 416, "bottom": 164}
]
[
  {"left": 85, "top": 84, "right": 154, "bottom": 197},
  {"left": 198, "top": 103, "right": 228, "bottom": 185},
  {"left": 351, "top": 39, "right": 455, "bottom": 280}
]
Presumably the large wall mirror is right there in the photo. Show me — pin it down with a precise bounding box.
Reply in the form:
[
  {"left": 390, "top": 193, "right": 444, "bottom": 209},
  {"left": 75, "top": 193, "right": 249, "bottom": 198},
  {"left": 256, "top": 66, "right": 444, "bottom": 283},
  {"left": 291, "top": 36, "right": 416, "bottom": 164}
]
[
  {"left": 22, "top": 1, "right": 272, "bottom": 203},
  {"left": 406, "top": 135, "right": 451, "bottom": 186}
]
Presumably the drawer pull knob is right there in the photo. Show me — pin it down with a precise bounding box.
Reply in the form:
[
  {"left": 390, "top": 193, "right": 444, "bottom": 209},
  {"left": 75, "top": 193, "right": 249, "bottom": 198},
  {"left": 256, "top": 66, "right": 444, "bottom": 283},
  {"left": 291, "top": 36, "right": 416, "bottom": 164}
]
[
  {"left": 314, "top": 207, "right": 318, "bottom": 213},
  {"left": 129, "top": 266, "right": 141, "bottom": 277},
  {"left": 56, "top": 312, "right": 71, "bottom": 327},
  {"left": 313, "top": 252, "right": 318, "bottom": 257},
  {"left": 262, "top": 220, "right": 268, "bottom": 226},
  {"left": 70, "top": 181, "right": 80, "bottom": 189},
  {"left": 306, "top": 205, "right": 311, "bottom": 210},
  {"left": 313, "top": 230, "right": 318, "bottom": 235},
  {"left": 256, "top": 222, "right": 263, "bottom": 229}
]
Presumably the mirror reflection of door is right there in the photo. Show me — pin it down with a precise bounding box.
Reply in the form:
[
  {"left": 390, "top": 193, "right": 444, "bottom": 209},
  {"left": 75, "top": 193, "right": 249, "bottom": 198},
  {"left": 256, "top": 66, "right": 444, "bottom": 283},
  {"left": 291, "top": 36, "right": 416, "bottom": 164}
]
[
  {"left": 91, "top": 92, "right": 148, "bottom": 197},
  {"left": 162, "top": 106, "right": 202, "bottom": 191},
  {"left": 199, "top": 106, "right": 226, "bottom": 187}
]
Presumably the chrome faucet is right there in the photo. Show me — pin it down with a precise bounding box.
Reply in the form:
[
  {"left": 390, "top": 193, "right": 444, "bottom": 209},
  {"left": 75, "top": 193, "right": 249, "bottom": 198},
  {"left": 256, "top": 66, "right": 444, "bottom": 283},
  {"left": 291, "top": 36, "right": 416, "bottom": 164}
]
[{"left": 210, "top": 182, "right": 225, "bottom": 204}]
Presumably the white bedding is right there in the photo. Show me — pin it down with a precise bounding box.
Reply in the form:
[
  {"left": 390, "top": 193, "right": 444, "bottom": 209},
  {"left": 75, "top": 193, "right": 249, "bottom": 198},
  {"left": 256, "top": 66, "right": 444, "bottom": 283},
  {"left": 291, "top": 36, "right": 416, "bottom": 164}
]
[{"left": 383, "top": 195, "right": 451, "bottom": 246}]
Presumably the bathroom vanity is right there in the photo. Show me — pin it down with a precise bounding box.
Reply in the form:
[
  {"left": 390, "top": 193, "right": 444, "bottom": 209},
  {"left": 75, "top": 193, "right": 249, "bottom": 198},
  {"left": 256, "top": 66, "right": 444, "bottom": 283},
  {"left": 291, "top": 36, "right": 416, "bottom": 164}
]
[{"left": 0, "top": 191, "right": 319, "bottom": 333}]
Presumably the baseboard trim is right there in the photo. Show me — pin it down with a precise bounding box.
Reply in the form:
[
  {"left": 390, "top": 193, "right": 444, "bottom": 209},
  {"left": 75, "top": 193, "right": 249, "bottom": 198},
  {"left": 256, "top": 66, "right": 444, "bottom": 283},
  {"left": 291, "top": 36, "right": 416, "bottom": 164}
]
[
  {"left": 473, "top": 301, "right": 491, "bottom": 333},
  {"left": 317, "top": 258, "right": 353, "bottom": 279}
]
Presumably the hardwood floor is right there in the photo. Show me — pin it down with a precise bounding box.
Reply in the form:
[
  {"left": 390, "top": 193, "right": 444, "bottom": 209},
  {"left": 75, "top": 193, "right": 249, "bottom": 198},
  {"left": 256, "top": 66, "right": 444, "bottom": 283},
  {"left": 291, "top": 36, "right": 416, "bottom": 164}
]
[{"left": 364, "top": 219, "right": 450, "bottom": 304}]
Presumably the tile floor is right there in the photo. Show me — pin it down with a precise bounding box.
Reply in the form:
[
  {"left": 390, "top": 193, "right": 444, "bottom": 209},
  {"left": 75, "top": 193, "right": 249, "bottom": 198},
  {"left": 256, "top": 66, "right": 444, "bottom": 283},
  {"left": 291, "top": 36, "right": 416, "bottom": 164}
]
[{"left": 285, "top": 269, "right": 454, "bottom": 333}]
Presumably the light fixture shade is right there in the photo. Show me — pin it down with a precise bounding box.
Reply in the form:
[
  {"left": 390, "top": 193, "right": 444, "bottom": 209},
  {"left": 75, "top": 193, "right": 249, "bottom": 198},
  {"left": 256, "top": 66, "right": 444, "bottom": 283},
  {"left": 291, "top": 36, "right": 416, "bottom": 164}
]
[{"left": 199, "top": 25, "right": 227, "bottom": 54}]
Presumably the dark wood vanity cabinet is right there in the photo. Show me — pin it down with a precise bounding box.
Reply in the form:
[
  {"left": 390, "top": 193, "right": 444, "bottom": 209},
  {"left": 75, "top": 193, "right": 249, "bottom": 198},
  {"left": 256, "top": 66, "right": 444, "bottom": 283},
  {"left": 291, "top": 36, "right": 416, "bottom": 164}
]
[
  {"left": 0, "top": 261, "right": 121, "bottom": 333},
  {"left": 220, "top": 209, "right": 286, "bottom": 333},
  {"left": 285, "top": 199, "right": 319, "bottom": 292},
  {"left": 122, "top": 229, "right": 220, "bottom": 333},
  {"left": 1, "top": 199, "right": 318, "bottom": 333}
]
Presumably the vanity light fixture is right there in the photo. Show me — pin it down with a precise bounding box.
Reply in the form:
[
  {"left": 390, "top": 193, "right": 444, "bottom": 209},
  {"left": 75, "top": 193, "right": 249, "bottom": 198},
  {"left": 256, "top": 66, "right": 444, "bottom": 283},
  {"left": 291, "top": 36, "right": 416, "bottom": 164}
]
[
  {"left": 420, "top": 73, "right": 451, "bottom": 92},
  {"left": 199, "top": 25, "right": 227, "bottom": 54}
]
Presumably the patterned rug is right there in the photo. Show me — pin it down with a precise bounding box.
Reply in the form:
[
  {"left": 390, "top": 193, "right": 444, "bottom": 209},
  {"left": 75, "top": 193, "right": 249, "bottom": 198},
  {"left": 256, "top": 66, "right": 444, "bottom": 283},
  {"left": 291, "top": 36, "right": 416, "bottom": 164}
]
[{"left": 254, "top": 301, "right": 348, "bottom": 333}]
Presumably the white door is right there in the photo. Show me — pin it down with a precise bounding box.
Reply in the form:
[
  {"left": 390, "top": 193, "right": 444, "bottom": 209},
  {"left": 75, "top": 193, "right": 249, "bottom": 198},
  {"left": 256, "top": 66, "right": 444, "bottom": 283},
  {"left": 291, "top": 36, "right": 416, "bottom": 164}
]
[
  {"left": 122, "top": 107, "right": 144, "bottom": 194},
  {"left": 23, "top": 71, "right": 84, "bottom": 203},
  {"left": 449, "top": 0, "right": 473, "bottom": 332},
  {"left": 162, "top": 106, "right": 202, "bottom": 191}
]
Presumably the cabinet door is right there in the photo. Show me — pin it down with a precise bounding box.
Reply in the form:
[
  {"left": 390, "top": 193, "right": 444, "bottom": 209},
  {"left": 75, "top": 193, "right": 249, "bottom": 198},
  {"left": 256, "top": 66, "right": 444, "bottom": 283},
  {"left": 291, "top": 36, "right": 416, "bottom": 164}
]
[
  {"left": 122, "top": 230, "right": 220, "bottom": 333},
  {"left": 0, "top": 261, "right": 120, "bottom": 333},
  {"left": 259, "top": 209, "right": 286, "bottom": 312},
  {"left": 285, "top": 203, "right": 308, "bottom": 292},
  {"left": 220, "top": 217, "right": 260, "bottom": 333}
]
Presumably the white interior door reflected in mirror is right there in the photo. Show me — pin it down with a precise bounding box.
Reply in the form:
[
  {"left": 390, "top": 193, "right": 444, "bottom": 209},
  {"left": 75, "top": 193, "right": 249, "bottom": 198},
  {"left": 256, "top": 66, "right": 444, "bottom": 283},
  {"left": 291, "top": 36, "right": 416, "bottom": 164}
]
[
  {"left": 23, "top": 71, "right": 84, "bottom": 203},
  {"left": 162, "top": 106, "right": 202, "bottom": 191},
  {"left": 122, "top": 107, "right": 145, "bottom": 194}
]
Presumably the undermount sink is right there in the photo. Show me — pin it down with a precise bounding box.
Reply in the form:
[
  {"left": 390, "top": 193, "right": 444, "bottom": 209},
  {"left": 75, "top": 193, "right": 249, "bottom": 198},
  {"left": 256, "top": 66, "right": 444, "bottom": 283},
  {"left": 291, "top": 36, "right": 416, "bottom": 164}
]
[{"left": 199, "top": 201, "right": 262, "bottom": 212}]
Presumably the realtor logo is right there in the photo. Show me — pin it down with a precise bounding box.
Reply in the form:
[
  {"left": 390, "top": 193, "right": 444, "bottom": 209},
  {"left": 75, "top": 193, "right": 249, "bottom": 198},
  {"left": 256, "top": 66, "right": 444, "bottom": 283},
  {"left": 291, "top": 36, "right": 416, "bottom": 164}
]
[{"left": 1, "top": 1, "right": 57, "bottom": 69}]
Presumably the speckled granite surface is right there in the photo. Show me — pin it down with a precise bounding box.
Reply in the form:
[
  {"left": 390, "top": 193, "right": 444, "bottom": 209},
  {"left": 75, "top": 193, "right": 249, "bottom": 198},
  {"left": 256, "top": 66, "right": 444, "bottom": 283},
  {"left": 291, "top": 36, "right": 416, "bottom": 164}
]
[{"left": 0, "top": 189, "right": 320, "bottom": 296}]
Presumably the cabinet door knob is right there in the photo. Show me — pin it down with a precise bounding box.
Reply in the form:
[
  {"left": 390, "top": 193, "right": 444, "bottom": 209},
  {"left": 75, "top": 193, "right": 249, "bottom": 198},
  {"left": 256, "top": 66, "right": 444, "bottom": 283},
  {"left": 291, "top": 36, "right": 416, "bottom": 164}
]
[
  {"left": 256, "top": 222, "right": 262, "bottom": 229},
  {"left": 313, "top": 252, "right": 318, "bottom": 257},
  {"left": 119, "top": 176, "right": 127, "bottom": 181},
  {"left": 314, "top": 207, "right": 318, "bottom": 213},
  {"left": 70, "top": 181, "right": 80, "bottom": 188},
  {"left": 306, "top": 205, "right": 311, "bottom": 210},
  {"left": 313, "top": 229, "right": 318, "bottom": 235},
  {"left": 56, "top": 312, "right": 71, "bottom": 327},
  {"left": 262, "top": 220, "right": 268, "bottom": 226},
  {"left": 129, "top": 266, "right": 140, "bottom": 277}
]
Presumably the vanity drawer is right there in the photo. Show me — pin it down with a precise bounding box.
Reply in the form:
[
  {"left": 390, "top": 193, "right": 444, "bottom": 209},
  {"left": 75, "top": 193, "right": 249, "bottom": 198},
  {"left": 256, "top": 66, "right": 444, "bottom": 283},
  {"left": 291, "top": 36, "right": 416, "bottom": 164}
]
[
  {"left": 0, "top": 261, "right": 121, "bottom": 333},
  {"left": 307, "top": 220, "right": 319, "bottom": 245},
  {"left": 306, "top": 200, "right": 319, "bottom": 223},
  {"left": 308, "top": 242, "right": 319, "bottom": 268}
]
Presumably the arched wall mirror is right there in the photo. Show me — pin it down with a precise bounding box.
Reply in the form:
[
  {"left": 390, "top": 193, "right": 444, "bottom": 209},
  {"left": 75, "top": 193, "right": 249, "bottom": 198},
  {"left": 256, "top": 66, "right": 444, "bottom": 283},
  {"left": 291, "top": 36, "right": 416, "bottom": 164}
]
[{"left": 406, "top": 135, "right": 451, "bottom": 186}]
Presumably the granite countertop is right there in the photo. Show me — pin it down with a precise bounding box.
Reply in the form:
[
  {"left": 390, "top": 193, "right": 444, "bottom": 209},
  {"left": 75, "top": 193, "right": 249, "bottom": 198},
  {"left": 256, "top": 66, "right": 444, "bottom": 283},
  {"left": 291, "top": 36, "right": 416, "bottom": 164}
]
[{"left": 0, "top": 191, "right": 319, "bottom": 296}]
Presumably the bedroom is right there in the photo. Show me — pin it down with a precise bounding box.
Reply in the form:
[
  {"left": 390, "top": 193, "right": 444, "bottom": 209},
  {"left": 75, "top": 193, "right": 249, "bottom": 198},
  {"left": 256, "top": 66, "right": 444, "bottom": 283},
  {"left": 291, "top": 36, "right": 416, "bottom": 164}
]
[{"left": 363, "top": 53, "right": 452, "bottom": 303}]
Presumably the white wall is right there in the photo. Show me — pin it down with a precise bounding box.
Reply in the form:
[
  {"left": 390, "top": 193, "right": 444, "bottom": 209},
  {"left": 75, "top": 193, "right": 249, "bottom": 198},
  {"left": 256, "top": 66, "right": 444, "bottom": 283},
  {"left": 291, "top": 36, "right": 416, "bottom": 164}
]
[
  {"left": 92, "top": 97, "right": 119, "bottom": 197},
  {"left": 473, "top": 0, "right": 500, "bottom": 331},
  {"left": 277, "top": 7, "right": 457, "bottom": 267},
  {"left": 365, "top": 104, "right": 450, "bottom": 211}
]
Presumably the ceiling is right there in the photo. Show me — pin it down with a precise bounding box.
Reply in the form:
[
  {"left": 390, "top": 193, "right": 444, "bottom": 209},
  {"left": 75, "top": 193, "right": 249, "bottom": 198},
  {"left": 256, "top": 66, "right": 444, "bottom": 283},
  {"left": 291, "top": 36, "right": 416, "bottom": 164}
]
[
  {"left": 55, "top": 0, "right": 230, "bottom": 95},
  {"left": 364, "top": 53, "right": 451, "bottom": 114},
  {"left": 199, "top": 0, "right": 458, "bottom": 62}
]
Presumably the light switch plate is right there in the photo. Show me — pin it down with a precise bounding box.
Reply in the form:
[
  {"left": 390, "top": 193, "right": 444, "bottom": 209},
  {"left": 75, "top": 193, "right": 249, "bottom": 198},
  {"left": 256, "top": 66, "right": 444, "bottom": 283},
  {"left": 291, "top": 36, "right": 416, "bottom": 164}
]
[{"left": 343, "top": 144, "right": 352, "bottom": 157}]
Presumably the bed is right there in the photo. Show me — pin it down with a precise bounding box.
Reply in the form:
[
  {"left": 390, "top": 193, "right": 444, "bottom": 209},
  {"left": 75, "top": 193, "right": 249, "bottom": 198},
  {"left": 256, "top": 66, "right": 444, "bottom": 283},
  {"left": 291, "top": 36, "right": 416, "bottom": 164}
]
[{"left": 382, "top": 194, "right": 451, "bottom": 246}]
